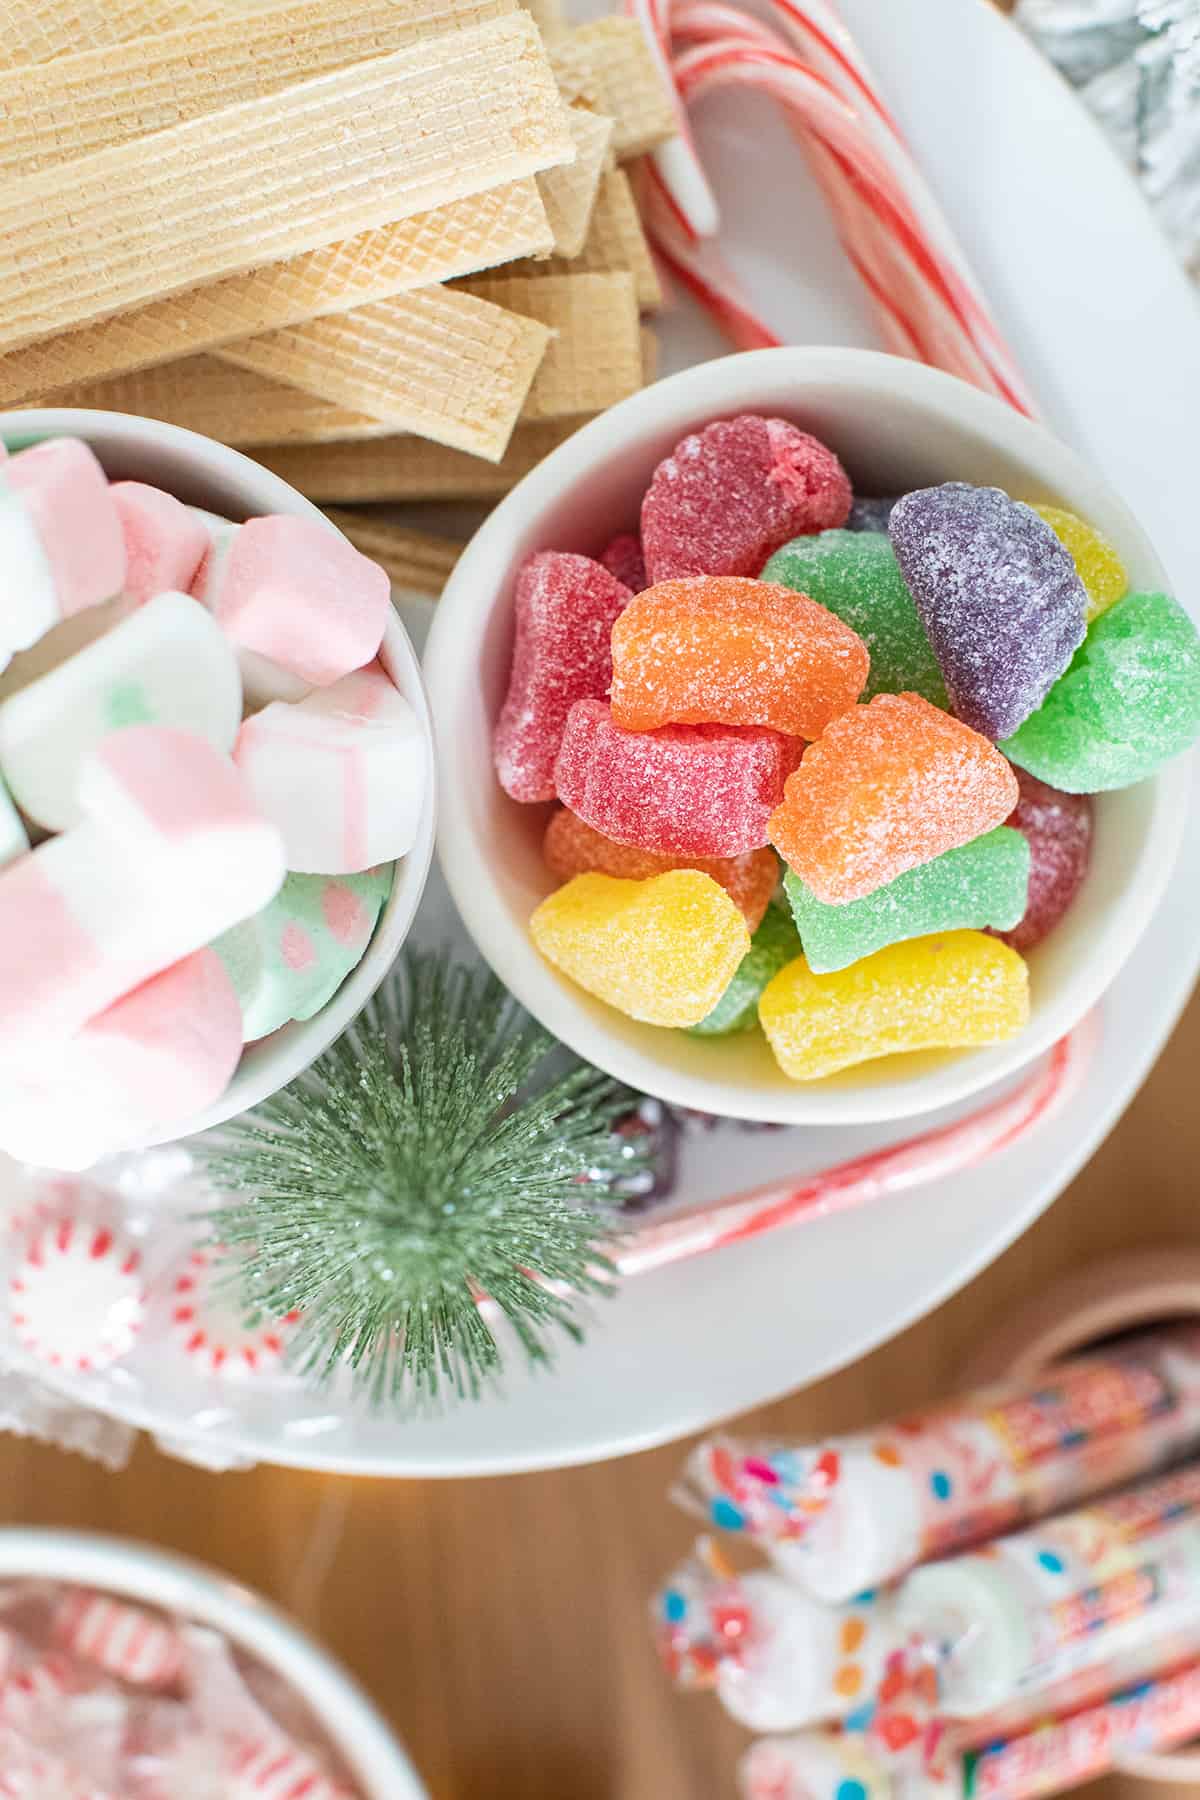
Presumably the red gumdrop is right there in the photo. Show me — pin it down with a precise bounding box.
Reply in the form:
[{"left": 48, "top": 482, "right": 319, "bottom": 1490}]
[
  {"left": 640, "top": 414, "right": 852, "bottom": 583},
  {"left": 600, "top": 531, "right": 647, "bottom": 593},
  {"left": 996, "top": 768, "right": 1093, "bottom": 951},
  {"left": 493, "top": 551, "right": 632, "bottom": 803},
  {"left": 554, "top": 699, "right": 802, "bottom": 858}
]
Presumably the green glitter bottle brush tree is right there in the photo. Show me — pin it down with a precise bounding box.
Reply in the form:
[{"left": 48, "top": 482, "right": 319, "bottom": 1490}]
[{"left": 201, "top": 951, "right": 649, "bottom": 1408}]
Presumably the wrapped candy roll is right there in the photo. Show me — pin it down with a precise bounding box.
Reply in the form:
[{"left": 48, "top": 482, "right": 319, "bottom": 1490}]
[{"left": 678, "top": 1322, "right": 1200, "bottom": 1601}]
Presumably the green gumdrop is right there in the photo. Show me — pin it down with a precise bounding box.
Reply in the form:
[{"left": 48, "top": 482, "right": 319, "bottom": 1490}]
[
  {"left": 761, "top": 529, "right": 948, "bottom": 706},
  {"left": 688, "top": 900, "right": 799, "bottom": 1036},
  {"left": 1001, "top": 591, "right": 1200, "bottom": 792},
  {"left": 783, "top": 828, "right": 1030, "bottom": 973}
]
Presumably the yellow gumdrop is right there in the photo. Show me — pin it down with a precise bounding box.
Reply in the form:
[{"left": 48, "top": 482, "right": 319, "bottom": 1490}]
[
  {"left": 757, "top": 930, "right": 1029, "bottom": 1081},
  {"left": 530, "top": 869, "right": 750, "bottom": 1027},
  {"left": 1032, "top": 503, "right": 1127, "bottom": 621}
]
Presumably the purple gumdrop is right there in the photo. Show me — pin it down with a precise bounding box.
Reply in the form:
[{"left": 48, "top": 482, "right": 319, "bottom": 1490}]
[
  {"left": 608, "top": 1097, "right": 680, "bottom": 1211},
  {"left": 888, "top": 483, "right": 1086, "bottom": 741},
  {"left": 847, "top": 494, "right": 899, "bottom": 533}
]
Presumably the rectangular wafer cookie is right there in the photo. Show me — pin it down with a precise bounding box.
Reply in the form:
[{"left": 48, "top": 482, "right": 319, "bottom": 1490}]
[
  {"left": 0, "top": 17, "right": 573, "bottom": 357},
  {"left": 324, "top": 511, "right": 463, "bottom": 593},
  {"left": 0, "top": 0, "right": 518, "bottom": 181},
  {"left": 0, "top": 0, "right": 216, "bottom": 71},
  {"left": 550, "top": 19, "right": 676, "bottom": 160},
  {"left": 506, "top": 167, "right": 662, "bottom": 309},
  {"left": 537, "top": 107, "right": 614, "bottom": 258},
  {"left": 0, "top": 181, "right": 551, "bottom": 407},
  {"left": 457, "top": 272, "right": 642, "bottom": 421},
  {"left": 217, "top": 286, "right": 552, "bottom": 459},
  {"left": 520, "top": 0, "right": 567, "bottom": 42},
  {"left": 39, "top": 356, "right": 397, "bottom": 447},
  {"left": 252, "top": 420, "right": 583, "bottom": 500}
]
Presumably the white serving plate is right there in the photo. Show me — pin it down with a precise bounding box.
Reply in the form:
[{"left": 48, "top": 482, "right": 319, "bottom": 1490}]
[{"left": 8, "top": 0, "right": 1200, "bottom": 1474}]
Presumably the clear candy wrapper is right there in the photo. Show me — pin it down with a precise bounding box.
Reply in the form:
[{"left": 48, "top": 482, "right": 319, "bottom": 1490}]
[
  {"left": 677, "top": 1322, "right": 1200, "bottom": 1601},
  {"left": 0, "top": 1579, "right": 358, "bottom": 1798}
]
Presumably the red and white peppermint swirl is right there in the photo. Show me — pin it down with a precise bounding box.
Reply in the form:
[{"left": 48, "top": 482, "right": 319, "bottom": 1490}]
[
  {"left": 8, "top": 1220, "right": 144, "bottom": 1372},
  {"left": 54, "top": 1589, "right": 181, "bottom": 1689},
  {"left": 170, "top": 1248, "right": 300, "bottom": 1379},
  {"left": 227, "top": 1738, "right": 352, "bottom": 1799}
]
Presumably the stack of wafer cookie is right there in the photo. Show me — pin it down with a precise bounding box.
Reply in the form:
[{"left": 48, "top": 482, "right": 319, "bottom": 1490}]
[{"left": 1, "top": 0, "right": 672, "bottom": 514}]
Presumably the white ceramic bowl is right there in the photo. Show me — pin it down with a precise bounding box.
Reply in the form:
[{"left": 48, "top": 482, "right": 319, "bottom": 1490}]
[
  {"left": 426, "top": 348, "right": 1190, "bottom": 1126},
  {"left": 0, "top": 408, "right": 437, "bottom": 1141},
  {"left": 0, "top": 1527, "right": 426, "bottom": 1795}
]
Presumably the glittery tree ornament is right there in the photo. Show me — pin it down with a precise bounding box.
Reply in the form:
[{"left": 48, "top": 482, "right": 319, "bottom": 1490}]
[{"left": 201, "top": 953, "right": 643, "bottom": 1406}]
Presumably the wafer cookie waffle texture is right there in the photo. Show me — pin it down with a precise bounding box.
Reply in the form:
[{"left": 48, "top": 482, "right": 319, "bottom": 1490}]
[
  {"left": 0, "top": 183, "right": 553, "bottom": 407},
  {"left": 549, "top": 18, "right": 677, "bottom": 159},
  {"left": 251, "top": 420, "right": 584, "bottom": 500},
  {"left": 0, "top": 0, "right": 216, "bottom": 70},
  {"left": 506, "top": 166, "right": 663, "bottom": 309},
  {"left": 215, "top": 286, "right": 552, "bottom": 459},
  {"left": 0, "top": 15, "right": 573, "bottom": 356},
  {"left": 456, "top": 271, "right": 643, "bottom": 420},
  {"left": 0, "top": 0, "right": 521, "bottom": 180},
  {"left": 537, "top": 106, "right": 616, "bottom": 256}
]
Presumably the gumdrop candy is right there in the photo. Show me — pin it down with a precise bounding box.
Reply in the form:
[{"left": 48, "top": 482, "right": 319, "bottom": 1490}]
[
  {"left": 688, "top": 900, "right": 800, "bottom": 1036},
  {"left": 1002, "top": 590, "right": 1200, "bottom": 791},
  {"left": 1031, "top": 504, "right": 1127, "bottom": 621},
  {"left": 530, "top": 869, "right": 750, "bottom": 1026},
  {"left": 601, "top": 531, "right": 647, "bottom": 593},
  {"left": 493, "top": 550, "right": 631, "bottom": 802},
  {"left": 640, "top": 415, "right": 852, "bottom": 583},
  {"left": 610, "top": 576, "right": 868, "bottom": 737},
  {"left": 783, "top": 826, "right": 1029, "bottom": 973},
  {"left": 555, "top": 699, "right": 802, "bottom": 858},
  {"left": 769, "top": 693, "right": 1019, "bottom": 904},
  {"left": 995, "top": 769, "right": 1092, "bottom": 953},
  {"left": 758, "top": 931, "right": 1030, "bottom": 1081},
  {"left": 889, "top": 483, "right": 1087, "bottom": 740},
  {"left": 212, "top": 864, "right": 393, "bottom": 1040},
  {"left": 848, "top": 495, "right": 899, "bottom": 533},
  {"left": 605, "top": 1095, "right": 681, "bottom": 1210},
  {"left": 761, "top": 530, "right": 946, "bottom": 706},
  {"left": 543, "top": 806, "right": 779, "bottom": 930}
]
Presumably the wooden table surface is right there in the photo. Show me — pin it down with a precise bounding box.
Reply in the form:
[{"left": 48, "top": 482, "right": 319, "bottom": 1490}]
[{"left": 2, "top": 988, "right": 1198, "bottom": 1798}]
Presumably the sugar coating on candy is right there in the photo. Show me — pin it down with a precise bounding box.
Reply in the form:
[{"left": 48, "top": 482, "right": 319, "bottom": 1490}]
[
  {"left": 758, "top": 931, "right": 1030, "bottom": 1081},
  {"left": 556, "top": 699, "right": 802, "bottom": 858},
  {"left": 600, "top": 531, "right": 647, "bottom": 593},
  {"left": 640, "top": 414, "right": 852, "bottom": 583},
  {"left": 530, "top": 869, "right": 750, "bottom": 1027},
  {"left": 212, "top": 864, "right": 393, "bottom": 1040},
  {"left": 1003, "top": 590, "right": 1200, "bottom": 791},
  {"left": 784, "top": 826, "right": 1029, "bottom": 973},
  {"left": 762, "top": 530, "right": 947, "bottom": 706},
  {"left": 848, "top": 495, "right": 899, "bottom": 533},
  {"left": 688, "top": 900, "right": 800, "bottom": 1036},
  {"left": 543, "top": 806, "right": 779, "bottom": 929},
  {"left": 610, "top": 576, "right": 868, "bottom": 738},
  {"left": 889, "top": 483, "right": 1087, "bottom": 740},
  {"left": 769, "top": 693, "right": 1019, "bottom": 904},
  {"left": 995, "top": 770, "right": 1092, "bottom": 952},
  {"left": 1032, "top": 504, "right": 1127, "bottom": 621},
  {"left": 494, "top": 550, "right": 632, "bottom": 803}
]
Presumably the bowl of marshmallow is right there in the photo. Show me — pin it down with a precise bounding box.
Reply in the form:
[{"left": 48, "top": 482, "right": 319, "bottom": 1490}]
[
  {"left": 0, "top": 408, "right": 435, "bottom": 1170},
  {"left": 427, "top": 348, "right": 1198, "bottom": 1126}
]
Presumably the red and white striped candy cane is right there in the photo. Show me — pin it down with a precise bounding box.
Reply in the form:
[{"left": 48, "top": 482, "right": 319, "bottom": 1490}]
[
  {"left": 628, "top": 0, "right": 1035, "bottom": 414},
  {"left": 227, "top": 1737, "right": 352, "bottom": 1800},
  {"left": 54, "top": 1589, "right": 182, "bottom": 1690}
]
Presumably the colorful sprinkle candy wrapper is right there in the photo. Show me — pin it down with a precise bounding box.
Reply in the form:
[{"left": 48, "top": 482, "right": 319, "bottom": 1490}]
[
  {"left": 677, "top": 1322, "right": 1200, "bottom": 1602},
  {"left": 654, "top": 1540, "right": 898, "bottom": 1733},
  {"left": 740, "top": 1657, "right": 1200, "bottom": 1800}
]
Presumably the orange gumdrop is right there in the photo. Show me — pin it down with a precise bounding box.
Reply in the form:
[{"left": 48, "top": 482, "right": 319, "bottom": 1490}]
[
  {"left": 609, "top": 576, "right": 868, "bottom": 738},
  {"left": 769, "top": 693, "right": 1019, "bottom": 904},
  {"left": 543, "top": 806, "right": 779, "bottom": 931}
]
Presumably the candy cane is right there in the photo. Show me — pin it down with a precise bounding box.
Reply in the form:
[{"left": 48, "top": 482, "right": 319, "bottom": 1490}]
[
  {"left": 632, "top": 0, "right": 1036, "bottom": 414},
  {"left": 625, "top": 0, "right": 721, "bottom": 240},
  {"left": 616, "top": 1012, "right": 1098, "bottom": 1277}
]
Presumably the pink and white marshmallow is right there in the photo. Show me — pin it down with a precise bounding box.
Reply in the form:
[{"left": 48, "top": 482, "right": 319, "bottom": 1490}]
[
  {"left": 0, "top": 439, "right": 125, "bottom": 669},
  {"left": 234, "top": 663, "right": 427, "bottom": 874},
  {"left": 0, "top": 590, "right": 242, "bottom": 831},
  {"left": 110, "top": 482, "right": 209, "bottom": 607},
  {"left": 193, "top": 513, "right": 389, "bottom": 697},
  {"left": 0, "top": 725, "right": 284, "bottom": 1065},
  {"left": 0, "top": 778, "right": 27, "bottom": 871}
]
